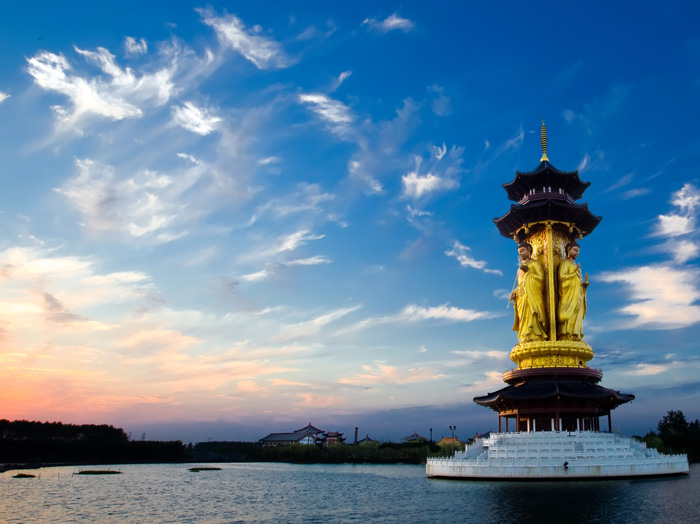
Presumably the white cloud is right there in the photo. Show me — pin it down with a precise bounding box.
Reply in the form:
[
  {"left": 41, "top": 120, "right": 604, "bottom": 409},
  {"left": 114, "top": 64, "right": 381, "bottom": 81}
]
[
  {"left": 272, "top": 306, "right": 361, "bottom": 343},
  {"left": 0, "top": 91, "right": 9, "bottom": 103},
  {"left": 124, "top": 37, "right": 147, "bottom": 55},
  {"left": 299, "top": 93, "right": 354, "bottom": 137},
  {"left": 240, "top": 269, "right": 270, "bottom": 282},
  {"left": 652, "top": 186, "right": 700, "bottom": 237},
  {"left": 336, "top": 302, "right": 499, "bottom": 337},
  {"left": 428, "top": 85, "right": 451, "bottom": 116},
  {"left": 278, "top": 230, "right": 324, "bottom": 253},
  {"left": 599, "top": 265, "right": 700, "bottom": 329},
  {"left": 55, "top": 156, "right": 220, "bottom": 243},
  {"left": 668, "top": 240, "right": 700, "bottom": 264},
  {"left": 626, "top": 363, "right": 670, "bottom": 376},
  {"left": 655, "top": 213, "right": 695, "bottom": 237},
  {"left": 406, "top": 205, "right": 432, "bottom": 218},
  {"left": 241, "top": 229, "right": 326, "bottom": 263},
  {"left": 577, "top": 153, "right": 589, "bottom": 171},
  {"left": 339, "top": 362, "right": 443, "bottom": 386},
  {"left": 431, "top": 143, "right": 447, "bottom": 160},
  {"left": 198, "top": 8, "right": 290, "bottom": 69},
  {"left": 332, "top": 70, "right": 352, "bottom": 91},
  {"left": 400, "top": 304, "right": 495, "bottom": 323},
  {"left": 402, "top": 172, "right": 457, "bottom": 199},
  {"left": 347, "top": 159, "right": 383, "bottom": 195},
  {"left": 621, "top": 188, "right": 651, "bottom": 200},
  {"left": 286, "top": 256, "right": 331, "bottom": 266},
  {"left": 171, "top": 101, "right": 222, "bottom": 135},
  {"left": 452, "top": 349, "right": 509, "bottom": 360},
  {"left": 362, "top": 13, "right": 415, "bottom": 33},
  {"left": 248, "top": 183, "right": 334, "bottom": 225},
  {"left": 605, "top": 173, "right": 633, "bottom": 193},
  {"left": 671, "top": 183, "right": 700, "bottom": 214},
  {"left": 502, "top": 126, "right": 524, "bottom": 152},
  {"left": 445, "top": 241, "right": 503, "bottom": 276},
  {"left": 401, "top": 146, "right": 463, "bottom": 200},
  {"left": 26, "top": 46, "right": 175, "bottom": 129}
]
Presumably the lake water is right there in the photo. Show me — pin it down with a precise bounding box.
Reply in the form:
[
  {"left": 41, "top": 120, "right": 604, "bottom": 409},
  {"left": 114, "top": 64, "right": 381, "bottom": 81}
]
[{"left": 1, "top": 462, "right": 698, "bottom": 523}]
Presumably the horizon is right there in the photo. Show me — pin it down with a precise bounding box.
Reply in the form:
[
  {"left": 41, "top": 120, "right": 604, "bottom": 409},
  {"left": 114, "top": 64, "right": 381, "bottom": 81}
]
[{"left": 1, "top": 2, "right": 700, "bottom": 444}]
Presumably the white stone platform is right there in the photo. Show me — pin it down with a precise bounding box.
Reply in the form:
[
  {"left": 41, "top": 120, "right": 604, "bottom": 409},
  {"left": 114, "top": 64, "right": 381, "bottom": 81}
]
[{"left": 426, "top": 431, "right": 689, "bottom": 480}]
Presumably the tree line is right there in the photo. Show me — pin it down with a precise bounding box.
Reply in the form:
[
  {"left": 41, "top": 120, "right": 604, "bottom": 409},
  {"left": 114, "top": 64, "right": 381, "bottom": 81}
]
[
  {"left": 0, "top": 419, "right": 186, "bottom": 465},
  {"left": 638, "top": 410, "right": 700, "bottom": 462}
]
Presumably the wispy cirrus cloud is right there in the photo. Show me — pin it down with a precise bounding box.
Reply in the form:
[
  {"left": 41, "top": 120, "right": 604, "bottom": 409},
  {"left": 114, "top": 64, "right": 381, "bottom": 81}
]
[
  {"left": 653, "top": 183, "right": 700, "bottom": 238},
  {"left": 54, "top": 153, "right": 237, "bottom": 243},
  {"left": 198, "top": 8, "right": 291, "bottom": 70},
  {"left": 239, "top": 229, "right": 326, "bottom": 264},
  {"left": 563, "top": 85, "right": 629, "bottom": 134},
  {"left": 599, "top": 265, "right": 700, "bottom": 329},
  {"left": 339, "top": 362, "right": 443, "bottom": 386},
  {"left": 337, "top": 303, "right": 500, "bottom": 336},
  {"left": 362, "top": 13, "right": 415, "bottom": 33},
  {"left": 428, "top": 84, "right": 451, "bottom": 116},
  {"left": 331, "top": 70, "right": 352, "bottom": 91},
  {"left": 247, "top": 183, "right": 334, "bottom": 225},
  {"left": 171, "top": 101, "right": 222, "bottom": 135},
  {"left": 401, "top": 144, "right": 463, "bottom": 200},
  {"left": 600, "top": 184, "right": 700, "bottom": 329},
  {"left": 299, "top": 93, "right": 354, "bottom": 137},
  {"left": 286, "top": 256, "right": 331, "bottom": 266},
  {"left": 27, "top": 46, "right": 175, "bottom": 130},
  {"left": 0, "top": 91, "right": 9, "bottom": 103},
  {"left": 271, "top": 306, "right": 361, "bottom": 344},
  {"left": 445, "top": 241, "right": 503, "bottom": 276},
  {"left": 124, "top": 37, "right": 147, "bottom": 55},
  {"left": 625, "top": 363, "right": 671, "bottom": 376}
]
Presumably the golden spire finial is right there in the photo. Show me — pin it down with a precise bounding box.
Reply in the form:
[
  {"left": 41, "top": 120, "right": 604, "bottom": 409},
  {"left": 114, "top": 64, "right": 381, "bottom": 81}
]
[{"left": 540, "top": 118, "right": 549, "bottom": 162}]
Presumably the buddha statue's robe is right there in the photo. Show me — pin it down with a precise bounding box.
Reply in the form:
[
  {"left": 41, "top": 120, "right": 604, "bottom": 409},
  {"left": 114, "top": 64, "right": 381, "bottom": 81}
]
[
  {"left": 558, "top": 258, "right": 586, "bottom": 340},
  {"left": 513, "top": 258, "right": 547, "bottom": 342}
]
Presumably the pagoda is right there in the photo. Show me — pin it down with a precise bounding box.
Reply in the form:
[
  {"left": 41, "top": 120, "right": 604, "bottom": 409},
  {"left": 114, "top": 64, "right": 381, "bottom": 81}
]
[
  {"left": 426, "top": 123, "right": 688, "bottom": 479},
  {"left": 473, "top": 121, "right": 633, "bottom": 434}
]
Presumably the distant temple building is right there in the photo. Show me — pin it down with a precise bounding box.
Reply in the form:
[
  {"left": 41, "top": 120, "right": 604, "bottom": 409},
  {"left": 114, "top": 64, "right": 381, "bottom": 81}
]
[
  {"left": 402, "top": 431, "right": 428, "bottom": 443},
  {"left": 259, "top": 423, "right": 347, "bottom": 447},
  {"left": 355, "top": 434, "right": 379, "bottom": 445},
  {"left": 259, "top": 423, "right": 324, "bottom": 447},
  {"left": 320, "top": 431, "right": 346, "bottom": 447}
]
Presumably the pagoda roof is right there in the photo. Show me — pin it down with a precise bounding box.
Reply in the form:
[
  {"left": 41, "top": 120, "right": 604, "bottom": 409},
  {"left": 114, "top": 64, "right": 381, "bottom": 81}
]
[
  {"left": 473, "top": 380, "right": 634, "bottom": 412},
  {"left": 402, "top": 431, "right": 428, "bottom": 442},
  {"left": 294, "top": 423, "right": 324, "bottom": 435},
  {"left": 259, "top": 430, "right": 320, "bottom": 443},
  {"left": 502, "top": 161, "right": 591, "bottom": 202},
  {"left": 493, "top": 198, "right": 602, "bottom": 239}
]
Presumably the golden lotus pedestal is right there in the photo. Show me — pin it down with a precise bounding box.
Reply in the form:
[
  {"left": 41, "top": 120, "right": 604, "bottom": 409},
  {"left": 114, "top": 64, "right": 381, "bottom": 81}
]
[{"left": 510, "top": 340, "right": 594, "bottom": 369}]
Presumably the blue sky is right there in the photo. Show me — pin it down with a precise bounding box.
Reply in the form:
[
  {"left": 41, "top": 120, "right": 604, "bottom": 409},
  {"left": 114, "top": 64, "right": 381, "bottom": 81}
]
[{"left": 1, "top": 1, "right": 699, "bottom": 443}]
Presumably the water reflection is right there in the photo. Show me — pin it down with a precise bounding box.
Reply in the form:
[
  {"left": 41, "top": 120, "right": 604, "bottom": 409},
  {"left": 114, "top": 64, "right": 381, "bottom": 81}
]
[{"left": 0, "top": 463, "right": 696, "bottom": 524}]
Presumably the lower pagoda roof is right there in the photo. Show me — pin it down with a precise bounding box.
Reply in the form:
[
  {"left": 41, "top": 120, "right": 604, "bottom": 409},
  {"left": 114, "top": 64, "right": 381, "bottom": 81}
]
[
  {"left": 474, "top": 380, "right": 634, "bottom": 412},
  {"left": 493, "top": 198, "right": 602, "bottom": 239}
]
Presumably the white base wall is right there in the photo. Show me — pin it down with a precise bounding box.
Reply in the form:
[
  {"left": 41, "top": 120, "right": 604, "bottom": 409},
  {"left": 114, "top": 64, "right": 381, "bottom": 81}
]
[{"left": 426, "top": 431, "right": 689, "bottom": 480}]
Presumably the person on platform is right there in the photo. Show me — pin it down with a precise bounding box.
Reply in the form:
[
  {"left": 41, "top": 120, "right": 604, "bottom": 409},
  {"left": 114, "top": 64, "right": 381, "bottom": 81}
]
[
  {"left": 558, "top": 241, "right": 588, "bottom": 340},
  {"left": 510, "top": 242, "right": 547, "bottom": 343}
]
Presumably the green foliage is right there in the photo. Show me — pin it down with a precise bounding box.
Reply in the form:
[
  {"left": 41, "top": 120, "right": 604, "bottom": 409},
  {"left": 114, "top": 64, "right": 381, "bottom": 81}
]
[
  {"left": 639, "top": 410, "right": 700, "bottom": 462},
  {"left": 0, "top": 419, "right": 186, "bottom": 465},
  {"left": 430, "top": 441, "right": 467, "bottom": 458}
]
